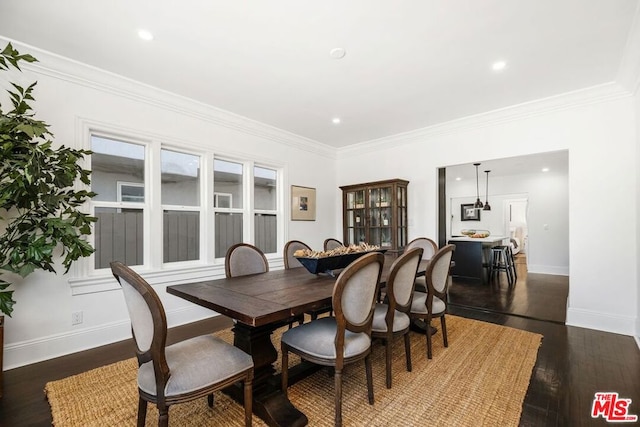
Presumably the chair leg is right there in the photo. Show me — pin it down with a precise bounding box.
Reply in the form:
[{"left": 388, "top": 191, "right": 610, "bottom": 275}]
[
  {"left": 334, "top": 368, "right": 343, "bottom": 427},
  {"left": 385, "top": 335, "right": 392, "bottom": 389},
  {"left": 158, "top": 405, "right": 169, "bottom": 427},
  {"left": 137, "top": 396, "right": 147, "bottom": 427},
  {"left": 207, "top": 393, "right": 214, "bottom": 407},
  {"left": 244, "top": 374, "right": 253, "bottom": 427},
  {"left": 365, "top": 354, "right": 374, "bottom": 405},
  {"left": 426, "top": 315, "right": 433, "bottom": 359},
  {"left": 441, "top": 315, "right": 448, "bottom": 348},
  {"left": 281, "top": 345, "right": 289, "bottom": 397},
  {"left": 404, "top": 332, "right": 412, "bottom": 372}
]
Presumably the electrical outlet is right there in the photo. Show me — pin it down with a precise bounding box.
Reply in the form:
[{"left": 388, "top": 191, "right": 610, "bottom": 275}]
[{"left": 71, "top": 311, "right": 83, "bottom": 325}]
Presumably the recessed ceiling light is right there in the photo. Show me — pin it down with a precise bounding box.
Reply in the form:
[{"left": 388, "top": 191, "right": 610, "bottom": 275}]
[
  {"left": 455, "top": 177, "right": 462, "bottom": 181},
  {"left": 329, "top": 48, "right": 346, "bottom": 59},
  {"left": 138, "top": 29, "right": 154, "bottom": 41},
  {"left": 332, "top": 117, "right": 341, "bottom": 124},
  {"left": 492, "top": 60, "right": 507, "bottom": 71},
  {"left": 542, "top": 167, "right": 550, "bottom": 172}
]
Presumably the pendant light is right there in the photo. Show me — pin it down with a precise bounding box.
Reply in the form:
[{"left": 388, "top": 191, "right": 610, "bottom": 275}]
[
  {"left": 483, "top": 170, "right": 491, "bottom": 211},
  {"left": 473, "top": 163, "right": 484, "bottom": 209}
]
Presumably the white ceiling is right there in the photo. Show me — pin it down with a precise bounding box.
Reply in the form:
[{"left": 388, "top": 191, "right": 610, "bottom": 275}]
[
  {"left": 446, "top": 150, "right": 569, "bottom": 181},
  {"left": 0, "top": 0, "right": 637, "bottom": 150}
]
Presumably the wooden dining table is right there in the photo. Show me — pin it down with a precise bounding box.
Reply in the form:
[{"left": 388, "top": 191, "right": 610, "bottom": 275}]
[{"left": 166, "top": 255, "right": 427, "bottom": 427}]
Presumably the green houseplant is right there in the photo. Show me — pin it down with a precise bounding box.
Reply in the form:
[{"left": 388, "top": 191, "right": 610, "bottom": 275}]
[{"left": 0, "top": 43, "right": 96, "bottom": 317}]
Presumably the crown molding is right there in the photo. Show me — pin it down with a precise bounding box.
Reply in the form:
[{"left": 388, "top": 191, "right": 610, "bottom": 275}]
[
  {"left": 337, "top": 82, "right": 631, "bottom": 158},
  {"left": 0, "top": 36, "right": 336, "bottom": 160}
]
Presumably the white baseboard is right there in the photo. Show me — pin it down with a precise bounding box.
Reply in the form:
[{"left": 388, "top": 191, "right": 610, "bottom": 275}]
[
  {"left": 566, "top": 307, "right": 636, "bottom": 336},
  {"left": 3, "top": 306, "right": 217, "bottom": 370},
  {"left": 527, "top": 264, "right": 569, "bottom": 276}
]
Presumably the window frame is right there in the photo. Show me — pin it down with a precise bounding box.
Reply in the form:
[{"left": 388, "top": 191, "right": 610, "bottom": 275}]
[{"left": 69, "top": 122, "right": 285, "bottom": 295}]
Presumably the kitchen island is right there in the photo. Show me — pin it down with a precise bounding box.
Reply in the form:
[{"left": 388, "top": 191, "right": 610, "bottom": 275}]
[{"left": 448, "top": 236, "right": 508, "bottom": 283}]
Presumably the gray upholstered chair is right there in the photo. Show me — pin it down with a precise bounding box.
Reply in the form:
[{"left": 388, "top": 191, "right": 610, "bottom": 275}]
[
  {"left": 110, "top": 261, "right": 254, "bottom": 427},
  {"left": 371, "top": 247, "right": 423, "bottom": 388},
  {"left": 406, "top": 237, "right": 438, "bottom": 292},
  {"left": 409, "top": 244, "right": 455, "bottom": 359},
  {"left": 323, "top": 238, "right": 344, "bottom": 251},
  {"left": 283, "top": 239, "right": 311, "bottom": 269},
  {"left": 281, "top": 252, "right": 384, "bottom": 427},
  {"left": 225, "top": 243, "right": 269, "bottom": 278}
]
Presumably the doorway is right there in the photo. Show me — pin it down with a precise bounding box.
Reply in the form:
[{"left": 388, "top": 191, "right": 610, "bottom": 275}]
[
  {"left": 504, "top": 197, "right": 528, "bottom": 264},
  {"left": 438, "top": 151, "right": 569, "bottom": 323}
]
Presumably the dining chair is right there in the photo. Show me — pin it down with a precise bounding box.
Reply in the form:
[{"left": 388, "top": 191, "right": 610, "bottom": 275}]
[
  {"left": 406, "top": 237, "right": 438, "bottom": 292},
  {"left": 323, "top": 238, "right": 344, "bottom": 251},
  {"left": 283, "top": 239, "right": 311, "bottom": 269},
  {"left": 110, "top": 261, "right": 254, "bottom": 427},
  {"left": 283, "top": 240, "right": 327, "bottom": 325},
  {"left": 409, "top": 244, "right": 455, "bottom": 359},
  {"left": 281, "top": 252, "right": 384, "bottom": 427},
  {"left": 371, "top": 247, "right": 423, "bottom": 389},
  {"left": 225, "top": 243, "right": 269, "bottom": 278}
]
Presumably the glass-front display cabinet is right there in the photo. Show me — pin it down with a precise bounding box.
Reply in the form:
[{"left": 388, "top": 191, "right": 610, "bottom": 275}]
[{"left": 340, "top": 179, "right": 409, "bottom": 253}]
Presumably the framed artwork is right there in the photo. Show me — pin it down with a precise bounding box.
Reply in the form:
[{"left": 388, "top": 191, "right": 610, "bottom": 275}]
[
  {"left": 461, "top": 203, "right": 480, "bottom": 221},
  {"left": 291, "top": 185, "right": 316, "bottom": 221}
]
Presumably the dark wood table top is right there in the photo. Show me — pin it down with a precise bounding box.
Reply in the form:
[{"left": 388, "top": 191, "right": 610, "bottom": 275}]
[{"left": 167, "top": 257, "right": 428, "bottom": 328}]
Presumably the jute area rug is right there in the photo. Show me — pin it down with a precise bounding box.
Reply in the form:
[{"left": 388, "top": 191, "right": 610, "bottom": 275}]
[{"left": 45, "top": 315, "right": 542, "bottom": 426}]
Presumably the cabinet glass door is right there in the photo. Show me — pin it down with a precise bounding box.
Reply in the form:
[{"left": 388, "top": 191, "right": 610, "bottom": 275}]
[
  {"left": 345, "top": 190, "right": 366, "bottom": 245},
  {"left": 396, "top": 186, "right": 407, "bottom": 248},
  {"left": 369, "top": 186, "right": 393, "bottom": 248}
]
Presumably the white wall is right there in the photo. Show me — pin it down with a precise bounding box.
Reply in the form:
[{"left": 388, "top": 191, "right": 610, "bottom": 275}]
[
  {"left": 635, "top": 86, "right": 640, "bottom": 347},
  {"left": 446, "top": 169, "right": 570, "bottom": 275},
  {"left": 1, "top": 40, "right": 338, "bottom": 369},
  {"left": 337, "top": 89, "right": 638, "bottom": 337}
]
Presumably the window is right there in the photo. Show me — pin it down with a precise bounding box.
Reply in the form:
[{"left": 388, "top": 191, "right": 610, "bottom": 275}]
[
  {"left": 117, "top": 182, "right": 144, "bottom": 203},
  {"left": 213, "top": 159, "right": 244, "bottom": 257},
  {"left": 161, "top": 149, "right": 201, "bottom": 263},
  {"left": 254, "top": 166, "right": 278, "bottom": 254},
  {"left": 214, "top": 192, "right": 233, "bottom": 208},
  {"left": 86, "top": 131, "right": 282, "bottom": 276},
  {"left": 91, "top": 136, "right": 146, "bottom": 269}
]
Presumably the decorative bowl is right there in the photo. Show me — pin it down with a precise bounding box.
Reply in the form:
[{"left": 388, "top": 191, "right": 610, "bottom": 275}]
[
  {"left": 467, "top": 229, "right": 490, "bottom": 238},
  {"left": 295, "top": 249, "right": 387, "bottom": 275}
]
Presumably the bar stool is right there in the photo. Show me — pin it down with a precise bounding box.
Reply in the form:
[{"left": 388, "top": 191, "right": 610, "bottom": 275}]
[
  {"left": 489, "top": 246, "right": 514, "bottom": 286},
  {"left": 506, "top": 245, "right": 517, "bottom": 281}
]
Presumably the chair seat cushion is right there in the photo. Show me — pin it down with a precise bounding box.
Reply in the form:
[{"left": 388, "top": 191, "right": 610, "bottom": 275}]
[
  {"left": 138, "top": 335, "right": 253, "bottom": 397},
  {"left": 281, "top": 317, "right": 371, "bottom": 360},
  {"left": 371, "top": 303, "right": 410, "bottom": 333},
  {"left": 410, "top": 291, "right": 446, "bottom": 315}
]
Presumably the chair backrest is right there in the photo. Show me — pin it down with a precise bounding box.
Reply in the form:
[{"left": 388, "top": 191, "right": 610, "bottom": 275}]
[
  {"left": 324, "top": 238, "right": 344, "bottom": 251},
  {"left": 225, "top": 243, "right": 269, "bottom": 278},
  {"left": 406, "top": 237, "right": 438, "bottom": 260},
  {"left": 386, "top": 247, "right": 423, "bottom": 315},
  {"left": 425, "top": 244, "right": 455, "bottom": 298},
  {"left": 283, "top": 240, "right": 311, "bottom": 269},
  {"left": 110, "top": 261, "right": 170, "bottom": 387},
  {"left": 332, "top": 252, "right": 384, "bottom": 338}
]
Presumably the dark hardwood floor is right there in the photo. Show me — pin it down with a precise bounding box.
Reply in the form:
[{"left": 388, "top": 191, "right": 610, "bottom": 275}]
[
  {"left": 449, "top": 253, "right": 569, "bottom": 324},
  {"left": 1, "top": 257, "right": 638, "bottom": 426}
]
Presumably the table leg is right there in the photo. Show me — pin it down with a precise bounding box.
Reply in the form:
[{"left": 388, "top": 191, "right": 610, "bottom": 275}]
[{"left": 225, "top": 322, "right": 308, "bottom": 427}]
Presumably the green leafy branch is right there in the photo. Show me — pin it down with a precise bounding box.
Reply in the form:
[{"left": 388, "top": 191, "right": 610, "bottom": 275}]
[{"left": 0, "top": 43, "right": 97, "bottom": 316}]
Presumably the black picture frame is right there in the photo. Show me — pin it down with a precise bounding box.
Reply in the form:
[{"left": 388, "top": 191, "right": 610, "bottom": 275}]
[{"left": 461, "top": 203, "right": 481, "bottom": 221}]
